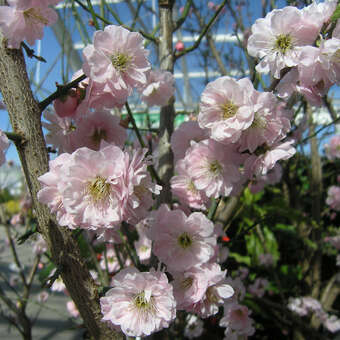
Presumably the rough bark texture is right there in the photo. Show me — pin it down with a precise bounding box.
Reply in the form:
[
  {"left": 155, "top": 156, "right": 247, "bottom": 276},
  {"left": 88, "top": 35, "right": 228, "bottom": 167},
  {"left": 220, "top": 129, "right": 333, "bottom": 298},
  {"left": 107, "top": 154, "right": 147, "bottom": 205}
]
[
  {"left": 157, "top": 0, "right": 175, "bottom": 205},
  {"left": 0, "top": 37, "right": 122, "bottom": 340}
]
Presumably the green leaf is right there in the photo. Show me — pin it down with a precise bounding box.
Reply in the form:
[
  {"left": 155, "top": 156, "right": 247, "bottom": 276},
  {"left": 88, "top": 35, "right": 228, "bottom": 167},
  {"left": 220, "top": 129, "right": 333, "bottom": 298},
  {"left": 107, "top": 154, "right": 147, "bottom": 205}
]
[
  {"left": 229, "top": 252, "right": 251, "bottom": 266},
  {"left": 331, "top": 4, "right": 340, "bottom": 22}
]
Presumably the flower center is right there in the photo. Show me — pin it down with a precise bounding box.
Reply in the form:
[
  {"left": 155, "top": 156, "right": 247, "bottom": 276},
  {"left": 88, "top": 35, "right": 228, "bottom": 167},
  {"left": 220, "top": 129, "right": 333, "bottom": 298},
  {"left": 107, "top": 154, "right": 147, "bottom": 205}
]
[
  {"left": 111, "top": 53, "right": 131, "bottom": 72},
  {"left": 134, "top": 185, "right": 147, "bottom": 200},
  {"left": 133, "top": 291, "right": 155, "bottom": 312},
  {"left": 221, "top": 101, "right": 238, "bottom": 119},
  {"left": 23, "top": 8, "right": 49, "bottom": 25},
  {"left": 209, "top": 160, "right": 222, "bottom": 175},
  {"left": 206, "top": 287, "right": 218, "bottom": 303},
  {"left": 87, "top": 176, "right": 111, "bottom": 203},
  {"left": 181, "top": 277, "right": 193, "bottom": 289},
  {"left": 251, "top": 112, "right": 267, "bottom": 129},
  {"left": 178, "top": 232, "right": 192, "bottom": 249},
  {"left": 140, "top": 245, "right": 150, "bottom": 253},
  {"left": 91, "top": 128, "right": 107, "bottom": 145},
  {"left": 274, "top": 34, "right": 292, "bottom": 55},
  {"left": 187, "top": 181, "right": 198, "bottom": 193}
]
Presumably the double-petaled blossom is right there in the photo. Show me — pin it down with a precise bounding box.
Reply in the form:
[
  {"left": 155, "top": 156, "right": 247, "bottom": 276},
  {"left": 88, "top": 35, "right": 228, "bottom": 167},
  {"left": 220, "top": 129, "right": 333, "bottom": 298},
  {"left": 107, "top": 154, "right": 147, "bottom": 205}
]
[
  {"left": 325, "top": 135, "right": 340, "bottom": 160},
  {"left": 147, "top": 205, "right": 217, "bottom": 272},
  {"left": 100, "top": 267, "right": 176, "bottom": 337},
  {"left": 183, "top": 139, "right": 243, "bottom": 198},
  {"left": 247, "top": 6, "right": 321, "bottom": 78},
  {"left": 198, "top": 77, "right": 256, "bottom": 144},
  {"left": 82, "top": 25, "right": 150, "bottom": 97},
  {"left": 0, "top": 0, "right": 62, "bottom": 49},
  {"left": 139, "top": 69, "right": 175, "bottom": 107},
  {"left": 326, "top": 186, "right": 340, "bottom": 211},
  {"left": 171, "top": 121, "right": 209, "bottom": 162}
]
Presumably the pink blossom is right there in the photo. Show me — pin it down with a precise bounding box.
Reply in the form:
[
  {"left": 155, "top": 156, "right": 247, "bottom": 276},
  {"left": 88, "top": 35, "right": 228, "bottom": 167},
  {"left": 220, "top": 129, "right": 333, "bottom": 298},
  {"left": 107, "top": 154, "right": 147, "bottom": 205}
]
[
  {"left": 238, "top": 91, "right": 291, "bottom": 153},
  {"left": 38, "top": 153, "right": 76, "bottom": 228},
  {"left": 248, "top": 278, "right": 268, "bottom": 298},
  {"left": 32, "top": 234, "right": 48, "bottom": 255},
  {"left": 74, "top": 110, "right": 126, "bottom": 150},
  {"left": 99, "top": 245, "right": 121, "bottom": 274},
  {"left": 172, "top": 266, "right": 210, "bottom": 310},
  {"left": 134, "top": 225, "right": 152, "bottom": 264},
  {"left": 59, "top": 145, "right": 126, "bottom": 229},
  {"left": 0, "top": 129, "right": 9, "bottom": 166},
  {"left": 49, "top": 269, "right": 66, "bottom": 292},
  {"left": 175, "top": 41, "right": 185, "bottom": 51},
  {"left": 139, "top": 70, "right": 175, "bottom": 107},
  {"left": 249, "top": 163, "right": 282, "bottom": 194},
  {"left": 184, "top": 315, "right": 204, "bottom": 339},
  {"left": 247, "top": 6, "right": 319, "bottom": 78},
  {"left": 67, "top": 300, "right": 80, "bottom": 318},
  {"left": 325, "top": 135, "right": 340, "bottom": 160},
  {"left": 148, "top": 205, "right": 217, "bottom": 271},
  {"left": 323, "top": 315, "right": 340, "bottom": 333},
  {"left": 171, "top": 159, "right": 209, "bottom": 210},
  {"left": 288, "top": 296, "right": 323, "bottom": 316},
  {"left": 82, "top": 25, "right": 150, "bottom": 92},
  {"left": 326, "top": 186, "right": 340, "bottom": 211},
  {"left": 100, "top": 267, "right": 176, "bottom": 337},
  {"left": 220, "top": 302, "right": 255, "bottom": 337},
  {"left": 37, "top": 291, "right": 49, "bottom": 303},
  {"left": 171, "top": 121, "right": 209, "bottom": 162},
  {"left": 244, "top": 140, "right": 296, "bottom": 178},
  {"left": 42, "top": 109, "right": 79, "bottom": 154},
  {"left": 324, "top": 235, "right": 340, "bottom": 250},
  {"left": 183, "top": 139, "right": 242, "bottom": 198},
  {"left": 188, "top": 263, "right": 234, "bottom": 318},
  {"left": 53, "top": 90, "right": 79, "bottom": 118},
  {"left": 0, "top": 0, "right": 61, "bottom": 49},
  {"left": 198, "top": 77, "right": 256, "bottom": 143}
]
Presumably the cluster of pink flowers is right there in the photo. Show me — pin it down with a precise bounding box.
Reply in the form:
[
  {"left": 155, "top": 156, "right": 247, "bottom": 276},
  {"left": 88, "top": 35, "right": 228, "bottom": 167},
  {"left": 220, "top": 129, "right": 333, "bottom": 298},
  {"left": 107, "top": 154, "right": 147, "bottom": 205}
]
[
  {"left": 326, "top": 185, "right": 340, "bottom": 211},
  {"left": 170, "top": 75, "right": 295, "bottom": 208},
  {"left": 0, "top": 0, "right": 62, "bottom": 49},
  {"left": 248, "top": 1, "right": 340, "bottom": 106}
]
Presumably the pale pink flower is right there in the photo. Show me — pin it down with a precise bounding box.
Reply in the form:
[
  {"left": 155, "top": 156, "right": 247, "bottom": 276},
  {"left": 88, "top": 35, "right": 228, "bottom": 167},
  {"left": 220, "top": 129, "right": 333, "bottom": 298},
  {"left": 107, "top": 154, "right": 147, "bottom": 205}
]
[
  {"left": 184, "top": 139, "right": 242, "bottom": 198},
  {"left": 175, "top": 41, "right": 185, "bottom": 51},
  {"left": 37, "top": 291, "right": 49, "bottom": 303},
  {"left": 10, "top": 213, "right": 22, "bottom": 226},
  {"left": 139, "top": 70, "right": 175, "bottom": 107},
  {"left": 323, "top": 315, "right": 340, "bottom": 333},
  {"left": 134, "top": 228, "right": 152, "bottom": 264},
  {"left": 171, "top": 159, "right": 209, "bottom": 210},
  {"left": 172, "top": 266, "right": 210, "bottom": 310},
  {"left": 184, "top": 314, "right": 204, "bottom": 339},
  {"left": 74, "top": 110, "right": 126, "bottom": 150},
  {"left": 0, "top": 129, "right": 9, "bottom": 166},
  {"left": 32, "top": 234, "right": 48, "bottom": 255},
  {"left": 0, "top": 0, "right": 61, "bottom": 49},
  {"left": 325, "top": 135, "right": 340, "bottom": 160},
  {"left": 38, "top": 153, "right": 76, "bottom": 228},
  {"left": 198, "top": 77, "right": 256, "bottom": 143},
  {"left": 326, "top": 186, "right": 340, "bottom": 211},
  {"left": 100, "top": 267, "right": 176, "bottom": 337},
  {"left": 225, "top": 276, "right": 246, "bottom": 302},
  {"left": 53, "top": 90, "right": 79, "bottom": 118},
  {"left": 171, "top": 121, "right": 209, "bottom": 162},
  {"left": 99, "top": 245, "right": 120, "bottom": 274},
  {"left": 188, "top": 263, "right": 234, "bottom": 318},
  {"left": 288, "top": 296, "right": 322, "bottom": 316},
  {"left": 42, "top": 109, "right": 79, "bottom": 154},
  {"left": 67, "top": 300, "right": 80, "bottom": 318},
  {"left": 60, "top": 145, "right": 126, "bottom": 229},
  {"left": 220, "top": 302, "right": 255, "bottom": 337},
  {"left": 148, "top": 205, "right": 217, "bottom": 271},
  {"left": 120, "top": 148, "right": 162, "bottom": 224},
  {"left": 245, "top": 140, "right": 296, "bottom": 178},
  {"left": 82, "top": 25, "right": 150, "bottom": 92},
  {"left": 324, "top": 235, "right": 340, "bottom": 250},
  {"left": 49, "top": 269, "right": 66, "bottom": 292},
  {"left": 247, "top": 6, "right": 319, "bottom": 78},
  {"left": 249, "top": 163, "right": 282, "bottom": 194},
  {"left": 248, "top": 278, "right": 268, "bottom": 298},
  {"left": 238, "top": 91, "right": 291, "bottom": 153}
]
